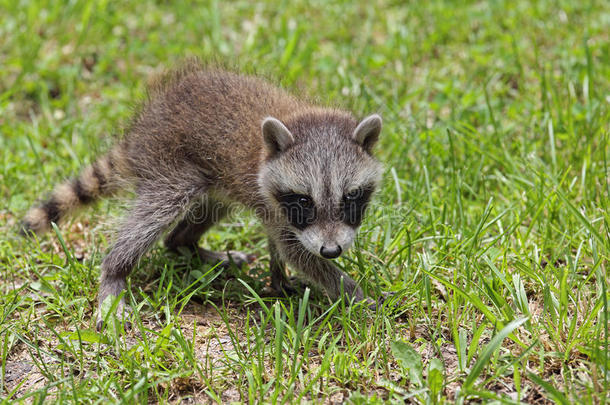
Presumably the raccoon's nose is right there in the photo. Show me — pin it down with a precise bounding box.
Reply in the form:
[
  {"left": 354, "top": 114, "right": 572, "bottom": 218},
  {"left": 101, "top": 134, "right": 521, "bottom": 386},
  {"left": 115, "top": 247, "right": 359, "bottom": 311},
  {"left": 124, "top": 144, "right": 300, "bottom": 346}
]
[{"left": 320, "top": 245, "right": 342, "bottom": 259}]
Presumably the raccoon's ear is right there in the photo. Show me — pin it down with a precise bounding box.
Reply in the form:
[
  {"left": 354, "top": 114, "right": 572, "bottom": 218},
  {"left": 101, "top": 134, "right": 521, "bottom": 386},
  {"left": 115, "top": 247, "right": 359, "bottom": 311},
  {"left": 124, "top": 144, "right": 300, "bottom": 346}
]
[
  {"left": 262, "top": 117, "right": 294, "bottom": 156},
  {"left": 352, "top": 114, "right": 382, "bottom": 152}
]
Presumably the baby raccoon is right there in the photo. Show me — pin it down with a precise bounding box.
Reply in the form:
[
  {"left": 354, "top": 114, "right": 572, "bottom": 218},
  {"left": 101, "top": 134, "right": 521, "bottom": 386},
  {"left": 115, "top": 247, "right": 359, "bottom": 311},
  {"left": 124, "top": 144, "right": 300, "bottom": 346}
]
[{"left": 22, "top": 60, "right": 384, "bottom": 328}]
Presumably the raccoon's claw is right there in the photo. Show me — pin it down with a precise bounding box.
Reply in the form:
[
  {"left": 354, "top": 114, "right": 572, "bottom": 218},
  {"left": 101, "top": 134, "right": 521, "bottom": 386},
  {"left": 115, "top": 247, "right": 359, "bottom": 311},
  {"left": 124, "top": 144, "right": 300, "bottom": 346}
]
[
  {"left": 366, "top": 292, "right": 396, "bottom": 311},
  {"left": 365, "top": 298, "right": 378, "bottom": 310},
  {"left": 278, "top": 285, "right": 298, "bottom": 297},
  {"left": 224, "top": 250, "right": 256, "bottom": 268},
  {"left": 279, "top": 278, "right": 299, "bottom": 296},
  {"left": 269, "top": 276, "right": 305, "bottom": 297},
  {"left": 96, "top": 303, "right": 133, "bottom": 332},
  {"left": 197, "top": 248, "right": 255, "bottom": 269},
  {"left": 270, "top": 283, "right": 296, "bottom": 297},
  {"left": 96, "top": 317, "right": 132, "bottom": 332}
]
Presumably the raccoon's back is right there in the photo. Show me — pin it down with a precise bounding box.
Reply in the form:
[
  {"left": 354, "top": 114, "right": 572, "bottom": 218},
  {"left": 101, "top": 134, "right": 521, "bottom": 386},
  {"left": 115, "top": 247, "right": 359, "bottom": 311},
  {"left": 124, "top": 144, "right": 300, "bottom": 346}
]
[{"left": 124, "top": 65, "right": 303, "bottom": 185}]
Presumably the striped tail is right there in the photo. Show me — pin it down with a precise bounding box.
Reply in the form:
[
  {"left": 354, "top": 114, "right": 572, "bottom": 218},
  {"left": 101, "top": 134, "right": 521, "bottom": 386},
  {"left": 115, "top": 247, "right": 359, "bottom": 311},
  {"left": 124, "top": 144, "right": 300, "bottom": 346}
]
[{"left": 21, "top": 146, "right": 128, "bottom": 235}]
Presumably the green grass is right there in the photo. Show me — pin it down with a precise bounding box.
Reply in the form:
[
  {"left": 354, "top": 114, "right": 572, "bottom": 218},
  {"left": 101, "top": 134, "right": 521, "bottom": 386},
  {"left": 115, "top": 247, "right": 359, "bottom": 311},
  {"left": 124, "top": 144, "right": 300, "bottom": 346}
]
[{"left": 1, "top": 0, "right": 609, "bottom": 403}]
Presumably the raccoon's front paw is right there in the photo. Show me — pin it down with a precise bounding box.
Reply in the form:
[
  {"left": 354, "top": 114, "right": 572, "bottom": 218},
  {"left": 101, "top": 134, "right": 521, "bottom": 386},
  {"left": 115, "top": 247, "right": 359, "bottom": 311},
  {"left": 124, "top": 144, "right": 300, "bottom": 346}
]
[
  {"left": 96, "top": 301, "right": 133, "bottom": 331},
  {"left": 270, "top": 276, "right": 306, "bottom": 297},
  {"left": 197, "top": 248, "right": 256, "bottom": 269},
  {"left": 365, "top": 292, "right": 396, "bottom": 311},
  {"left": 225, "top": 250, "right": 257, "bottom": 268}
]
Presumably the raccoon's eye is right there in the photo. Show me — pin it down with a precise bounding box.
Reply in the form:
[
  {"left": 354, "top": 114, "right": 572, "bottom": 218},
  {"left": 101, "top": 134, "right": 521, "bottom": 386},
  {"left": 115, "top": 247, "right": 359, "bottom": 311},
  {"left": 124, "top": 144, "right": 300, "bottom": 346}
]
[
  {"left": 344, "top": 189, "right": 362, "bottom": 201},
  {"left": 298, "top": 196, "right": 313, "bottom": 208},
  {"left": 276, "top": 192, "right": 316, "bottom": 230},
  {"left": 341, "top": 187, "right": 373, "bottom": 227},
  {"left": 277, "top": 193, "right": 313, "bottom": 208}
]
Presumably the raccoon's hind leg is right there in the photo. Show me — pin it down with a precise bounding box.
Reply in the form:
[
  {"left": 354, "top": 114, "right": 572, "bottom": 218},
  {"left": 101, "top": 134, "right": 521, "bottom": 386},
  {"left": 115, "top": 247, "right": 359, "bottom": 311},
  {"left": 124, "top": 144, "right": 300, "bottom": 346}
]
[
  {"left": 97, "top": 183, "right": 200, "bottom": 330},
  {"left": 164, "top": 197, "right": 254, "bottom": 269}
]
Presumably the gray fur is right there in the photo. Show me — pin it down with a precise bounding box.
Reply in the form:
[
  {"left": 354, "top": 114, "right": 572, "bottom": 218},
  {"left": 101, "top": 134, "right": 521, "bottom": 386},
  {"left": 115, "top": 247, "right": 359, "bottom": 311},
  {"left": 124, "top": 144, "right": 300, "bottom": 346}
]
[{"left": 22, "top": 60, "right": 384, "bottom": 329}]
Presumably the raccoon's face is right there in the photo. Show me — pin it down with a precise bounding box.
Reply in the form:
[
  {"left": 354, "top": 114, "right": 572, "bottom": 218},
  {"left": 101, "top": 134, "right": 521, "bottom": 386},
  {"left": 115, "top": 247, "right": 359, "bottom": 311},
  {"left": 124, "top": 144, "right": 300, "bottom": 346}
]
[{"left": 258, "top": 112, "right": 383, "bottom": 259}]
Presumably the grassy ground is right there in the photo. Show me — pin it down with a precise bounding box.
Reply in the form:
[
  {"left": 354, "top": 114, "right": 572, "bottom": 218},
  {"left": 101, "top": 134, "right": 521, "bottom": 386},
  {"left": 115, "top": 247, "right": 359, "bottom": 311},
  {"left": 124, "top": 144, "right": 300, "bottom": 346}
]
[{"left": 1, "top": 0, "right": 609, "bottom": 403}]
